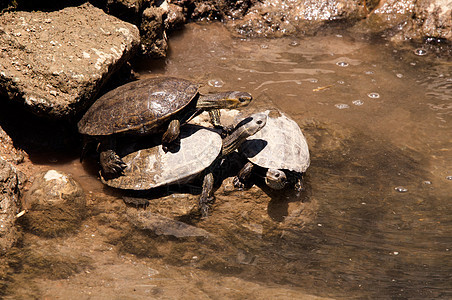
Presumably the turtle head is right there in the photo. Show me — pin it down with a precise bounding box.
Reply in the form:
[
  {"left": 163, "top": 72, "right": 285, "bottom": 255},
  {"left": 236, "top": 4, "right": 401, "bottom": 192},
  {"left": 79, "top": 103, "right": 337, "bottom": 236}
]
[
  {"left": 222, "top": 113, "right": 267, "bottom": 155},
  {"left": 265, "top": 169, "right": 288, "bottom": 190},
  {"left": 197, "top": 91, "right": 252, "bottom": 109}
]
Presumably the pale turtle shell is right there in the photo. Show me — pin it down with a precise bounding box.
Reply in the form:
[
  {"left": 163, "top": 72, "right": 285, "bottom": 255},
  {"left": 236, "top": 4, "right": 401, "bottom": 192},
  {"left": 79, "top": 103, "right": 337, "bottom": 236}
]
[
  {"left": 239, "top": 110, "right": 310, "bottom": 173},
  {"left": 102, "top": 125, "right": 222, "bottom": 190}
]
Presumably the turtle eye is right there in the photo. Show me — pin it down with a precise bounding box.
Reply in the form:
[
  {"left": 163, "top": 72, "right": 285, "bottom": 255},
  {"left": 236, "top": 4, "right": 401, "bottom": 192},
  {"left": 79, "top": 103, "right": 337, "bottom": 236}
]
[{"left": 275, "top": 173, "right": 280, "bottom": 178}]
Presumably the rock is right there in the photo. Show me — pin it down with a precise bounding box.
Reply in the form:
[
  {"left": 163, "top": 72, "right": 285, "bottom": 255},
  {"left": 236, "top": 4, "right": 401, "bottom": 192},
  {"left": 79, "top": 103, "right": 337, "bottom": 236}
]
[
  {"left": 140, "top": 5, "right": 168, "bottom": 58},
  {"left": 165, "top": 3, "right": 186, "bottom": 31},
  {"left": 0, "top": 158, "right": 23, "bottom": 254},
  {"left": 0, "top": 125, "right": 25, "bottom": 165},
  {"left": 0, "top": 3, "right": 140, "bottom": 119},
  {"left": 412, "top": 0, "right": 452, "bottom": 41},
  {"left": 355, "top": 0, "right": 451, "bottom": 43},
  {"left": 92, "top": 0, "right": 146, "bottom": 24},
  {"left": 20, "top": 170, "right": 86, "bottom": 237},
  {"left": 127, "top": 209, "right": 211, "bottom": 238},
  {"left": 232, "top": 0, "right": 367, "bottom": 37}
]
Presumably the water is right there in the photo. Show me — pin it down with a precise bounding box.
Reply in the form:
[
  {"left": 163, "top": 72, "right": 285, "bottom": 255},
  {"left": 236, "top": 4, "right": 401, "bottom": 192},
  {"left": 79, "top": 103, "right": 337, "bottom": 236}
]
[{"left": 3, "top": 23, "right": 452, "bottom": 298}]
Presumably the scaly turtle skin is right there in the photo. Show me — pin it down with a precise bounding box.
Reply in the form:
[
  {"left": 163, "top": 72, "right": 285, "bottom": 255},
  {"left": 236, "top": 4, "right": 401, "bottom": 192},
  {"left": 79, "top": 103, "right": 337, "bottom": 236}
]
[
  {"left": 102, "top": 113, "right": 267, "bottom": 217},
  {"left": 234, "top": 110, "right": 310, "bottom": 192},
  {"left": 78, "top": 77, "right": 252, "bottom": 178}
]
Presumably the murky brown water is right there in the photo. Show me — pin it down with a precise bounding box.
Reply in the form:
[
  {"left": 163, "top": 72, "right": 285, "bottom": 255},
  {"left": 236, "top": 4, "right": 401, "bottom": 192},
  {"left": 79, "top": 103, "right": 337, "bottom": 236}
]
[{"left": 3, "top": 22, "right": 452, "bottom": 299}]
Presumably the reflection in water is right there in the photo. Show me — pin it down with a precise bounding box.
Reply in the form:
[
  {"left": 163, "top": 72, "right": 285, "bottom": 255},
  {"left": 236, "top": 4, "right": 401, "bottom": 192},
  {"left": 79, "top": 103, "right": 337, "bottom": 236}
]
[{"left": 4, "top": 23, "right": 452, "bottom": 298}]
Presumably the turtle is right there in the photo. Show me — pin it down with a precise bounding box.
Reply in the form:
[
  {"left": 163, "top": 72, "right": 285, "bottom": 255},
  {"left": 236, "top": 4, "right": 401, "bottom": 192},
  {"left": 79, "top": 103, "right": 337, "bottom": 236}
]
[
  {"left": 233, "top": 110, "right": 310, "bottom": 192},
  {"left": 102, "top": 112, "right": 267, "bottom": 217},
  {"left": 77, "top": 76, "right": 252, "bottom": 178}
]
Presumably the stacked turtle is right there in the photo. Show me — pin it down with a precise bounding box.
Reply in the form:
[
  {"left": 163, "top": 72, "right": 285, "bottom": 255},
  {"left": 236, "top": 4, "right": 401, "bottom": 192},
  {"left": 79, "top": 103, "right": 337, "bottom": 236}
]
[
  {"left": 77, "top": 77, "right": 310, "bottom": 217},
  {"left": 233, "top": 109, "right": 310, "bottom": 192},
  {"left": 77, "top": 76, "right": 265, "bottom": 216}
]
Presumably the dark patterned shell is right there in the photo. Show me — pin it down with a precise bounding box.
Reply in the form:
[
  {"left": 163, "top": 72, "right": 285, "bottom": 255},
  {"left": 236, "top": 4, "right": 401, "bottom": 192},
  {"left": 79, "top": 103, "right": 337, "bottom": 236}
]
[
  {"left": 78, "top": 77, "right": 199, "bottom": 136},
  {"left": 101, "top": 125, "right": 222, "bottom": 190},
  {"left": 240, "top": 110, "right": 310, "bottom": 173}
]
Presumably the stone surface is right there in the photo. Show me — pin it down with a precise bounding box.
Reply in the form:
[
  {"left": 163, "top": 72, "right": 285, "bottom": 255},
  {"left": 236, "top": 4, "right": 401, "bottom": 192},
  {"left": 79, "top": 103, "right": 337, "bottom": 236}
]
[
  {"left": 0, "top": 158, "right": 22, "bottom": 254},
  {"left": 0, "top": 3, "right": 140, "bottom": 119},
  {"left": 0, "top": 126, "right": 25, "bottom": 165},
  {"left": 413, "top": 0, "right": 452, "bottom": 40},
  {"left": 140, "top": 6, "right": 168, "bottom": 57},
  {"left": 21, "top": 170, "right": 86, "bottom": 237},
  {"left": 231, "top": 0, "right": 367, "bottom": 37},
  {"left": 127, "top": 209, "right": 211, "bottom": 238}
]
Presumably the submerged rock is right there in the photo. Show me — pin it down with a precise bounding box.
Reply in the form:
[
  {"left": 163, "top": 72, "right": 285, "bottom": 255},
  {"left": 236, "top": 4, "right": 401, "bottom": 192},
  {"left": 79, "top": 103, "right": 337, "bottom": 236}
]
[
  {"left": 127, "top": 209, "right": 211, "bottom": 238},
  {"left": 0, "top": 158, "right": 23, "bottom": 254},
  {"left": 0, "top": 3, "right": 140, "bottom": 119},
  {"left": 21, "top": 170, "right": 86, "bottom": 237}
]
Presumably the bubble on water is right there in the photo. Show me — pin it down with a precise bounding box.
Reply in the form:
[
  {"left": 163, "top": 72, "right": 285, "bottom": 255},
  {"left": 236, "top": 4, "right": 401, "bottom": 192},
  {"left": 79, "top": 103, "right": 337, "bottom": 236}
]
[
  {"left": 335, "top": 103, "right": 349, "bottom": 109},
  {"left": 414, "top": 48, "right": 427, "bottom": 56},
  {"left": 309, "top": 78, "right": 318, "bottom": 83},
  {"left": 352, "top": 100, "right": 364, "bottom": 106},
  {"left": 260, "top": 44, "right": 269, "bottom": 49},
  {"left": 208, "top": 79, "right": 224, "bottom": 87},
  {"left": 368, "top": 92, "right": 380, "bottom": 99},
  {"left": 396, "top": 73, "right": 403, "bottom": 78},
  {"left": 423, "top": 180, "right": 432, "bottom": 185},
  {"left": 395, "top": 186, "right": 408, "bottom": 193},
  {"left": 336, "top": 61, "right": 349, "bottom": 67},
  {"left": 446, "top": 176, "right": 452, "bottom": 180},
  {"left": 410, "top": 62, "right": 416, "bottom": 66},
  {"left": 337, "top": 80, "right": 345, "bottom": 84},
  {"left": 365, "top": 71, "right": 374, "bottom": 75},
  {"left": 289, "top": 40, "right": 299, "bottom": 47}
]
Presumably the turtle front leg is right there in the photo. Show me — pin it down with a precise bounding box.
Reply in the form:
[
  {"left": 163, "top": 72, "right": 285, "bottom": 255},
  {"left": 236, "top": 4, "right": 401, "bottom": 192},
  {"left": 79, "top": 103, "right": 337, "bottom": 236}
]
[
  {"left": 99, "top": 149, "right": 127, "bottom": 178},
  {"left": 233, "top": 161, "right": 254, "bottom": 189},
  {"left": 98, "top": 137, "right": 127, "bottom": 178},
  {"left": 209, "top": 110, "right": 233, "bottom": 136},
  {"left": 199, "top": 172, "right": 215, "bottom": 218},
  {"left": 162, "top": 119, "right": 181, "bottom": 152}
]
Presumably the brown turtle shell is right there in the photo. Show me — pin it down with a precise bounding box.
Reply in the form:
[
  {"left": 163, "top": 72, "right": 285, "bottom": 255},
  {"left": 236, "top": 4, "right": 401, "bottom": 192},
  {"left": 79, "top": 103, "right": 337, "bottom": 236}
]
[{"left": 78, "top": 77, "right": 199, "bottom": 136}]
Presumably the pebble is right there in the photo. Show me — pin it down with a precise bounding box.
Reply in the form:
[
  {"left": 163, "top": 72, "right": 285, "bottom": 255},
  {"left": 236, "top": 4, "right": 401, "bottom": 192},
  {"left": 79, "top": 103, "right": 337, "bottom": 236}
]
[{"left": 446, "top": 176, "right": 452, "bottom": 180}]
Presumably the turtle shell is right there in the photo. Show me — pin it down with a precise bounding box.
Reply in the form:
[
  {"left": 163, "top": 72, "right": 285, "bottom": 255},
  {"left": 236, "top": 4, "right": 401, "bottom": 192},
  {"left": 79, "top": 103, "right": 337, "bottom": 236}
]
[
  {"left": 78, "top": 77, "right": 199, "bottom": 136},
  {"left": 239, "top": 110, "right": 310, "bottom": 173},
  {"left": 102, "top": 125, "right": 222, "bottom": 190}
]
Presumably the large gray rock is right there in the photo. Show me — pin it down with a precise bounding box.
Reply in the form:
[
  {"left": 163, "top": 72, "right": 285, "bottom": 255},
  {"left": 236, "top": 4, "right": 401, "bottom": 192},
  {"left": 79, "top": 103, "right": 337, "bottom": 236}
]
[
  {"left": 0, "top": 3, "right": 140, "bottom": 119},
  {"left": 0, "top": 158, "right": 22, "bottom": 254}
]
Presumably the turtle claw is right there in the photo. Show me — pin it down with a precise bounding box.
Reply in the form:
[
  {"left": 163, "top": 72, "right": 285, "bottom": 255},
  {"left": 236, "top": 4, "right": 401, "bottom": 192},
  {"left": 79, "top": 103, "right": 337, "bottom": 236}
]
[
  {"left": 100, "top": 150, "right": 127, "bottom": 178},
  {"left": 199, "top": 196, "right": 214, "bottom": 218},
  {"left": 233, "top": 176, "right": 246, "bottom": 189}
]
